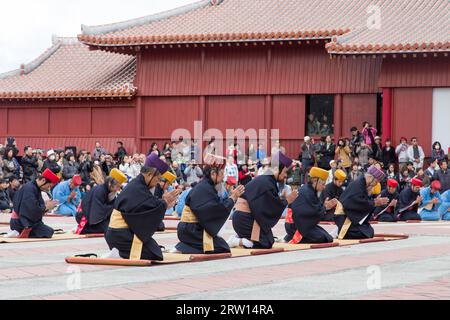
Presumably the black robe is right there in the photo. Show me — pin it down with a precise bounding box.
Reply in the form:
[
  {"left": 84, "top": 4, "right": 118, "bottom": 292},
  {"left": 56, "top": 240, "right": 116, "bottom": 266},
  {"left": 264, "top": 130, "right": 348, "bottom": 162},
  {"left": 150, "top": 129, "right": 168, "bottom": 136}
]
[
  {"left": 396, "top": 187, "right": 421, "bottom": 221},
  {"left": 373, "top": 189, "right": 398, "bottom": 222},
  {"left": 335, "top": 176, "right": 375, "bottom": 239},
  {"left": 290, "top": 184, "right": 333, "bottom": 244},
  {"left": 232, "top": 174, "right": 287, "bottom": 249},
  {"left": 319, "top": 182, "right": 344, "bottom": 221},
  {"left": 154, "top": 184, "right": 166, "bottom": 232},
  {"left": 175, "top": 178, "right": 234, "bottom": 254},
  {"left": 105, "top": 175, "right": 167, "bottom": 261},
  {"left": 10, "top": 181, "right": 54, "bottom": 238},
  {"left": 76, "top": 183, "right": 115, "bottom": 235}
]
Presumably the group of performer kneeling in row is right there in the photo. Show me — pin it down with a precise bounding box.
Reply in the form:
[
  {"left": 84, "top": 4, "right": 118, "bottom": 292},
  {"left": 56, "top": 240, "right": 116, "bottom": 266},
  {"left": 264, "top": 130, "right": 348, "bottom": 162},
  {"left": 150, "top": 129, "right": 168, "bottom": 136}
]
[{"left": 8, "top": 151, "right": 450, "bottom": 261}]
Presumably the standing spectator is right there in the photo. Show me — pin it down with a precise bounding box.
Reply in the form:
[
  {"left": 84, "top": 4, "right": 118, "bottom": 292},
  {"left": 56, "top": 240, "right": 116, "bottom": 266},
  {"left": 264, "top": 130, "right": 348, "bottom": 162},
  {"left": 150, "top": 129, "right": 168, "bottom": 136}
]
[
  {"left": 62, "top": 153, "right": 79, "bottom": 181},
  {"left": 382, "top": 139, "right": 396, "bottom": 168},
  {"left": 299, "top": 136, "right": 315, "bottom": 183},
  {"left": 184, "top": 160, "right": 203, "bottom": 185},
  {"left": 336, "top": 138, "right": 352, "bottom": 172},
  {"left": 21, "top": 146, "right": 39, "bottom": 183},
  {"left": 256, "top": 144, "right": 266, "bottom": 165},
  {"left": 78, "top": 152, "right": 94, "bottom": 188},
  {"left": 2, "top": 147, "right": 19, "bottom": 179},
  {"left": 271, "top": 140, "right": 282, "bottom": 156},
  {"left": 398, "top": 165, "right": 412, "bottom": 192},
  {"left": 90, "top": 160, "right": 105, "bottom": 186},
  {"left": 361, "top": 121, "right": 377, "bottom": 146},
  {"left": 356, "top": 141, "right": 372, "bottom": 169},
  {"left": 318, "top": 135, "right": 335, "bottom": 170},
  {"left": 407, "top": 137, "right": 425, "bottom": 170},
  {"left": 372, "top": 136, "right": 383, "bottom": 162},
  {"left": 93, "top": 141, "right": 107, "bottom": 160},
  {"left": 224, "top": 156, "right": 239, "bottom": 184},
  {"left": 431, "top": 141, "right": 446, "bottom": 163},
  {"left": 434, "top": 159, "right": 450, "bottom": 193},
  {"left": 257, "top": 158, "right": 271, "bottom": 176},
  {"left": 191, "top": 139, "right": 201, "bottom": 163},
  {"left": 102, "top": 154, "right": 115, "bottom": 176},
  {"left": 386, "top": 163, "right": 397, "bottom": 181},
  {"left": 148, "top": 142, "right": 160, "bottom": 156},
  {"left": 42, "top": 150, "right": 61, "bottom": 175},
  {"left": 170, "top": 161, "right": 184, "bottom": 184},
  {"left": 162, "top": 143, "right": 173, "bottom": 162},
  {"left": 306, "top": 114, "right": 320, "bottom": 136},
  {"left": 5, "top": 137, "right": 19, "bottom": 158},
  {"left": 350, "top": 127, "right": 364, "bottom": 157},
  {"left": 114, "top": 141, "right": 127, "bottom": 163}
]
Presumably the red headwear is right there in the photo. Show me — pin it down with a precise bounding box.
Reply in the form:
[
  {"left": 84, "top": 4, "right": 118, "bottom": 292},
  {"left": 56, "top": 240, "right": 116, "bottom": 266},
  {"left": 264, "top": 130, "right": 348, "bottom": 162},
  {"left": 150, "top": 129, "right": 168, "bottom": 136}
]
[
  {"left": 42, "top": 169, "right": 60, "bottom": 185},
  {"left": 431, "top": 180, "right": 441, "bottom": 190},
  {"left": 411, "top": 178, "right": 422, "bottom": 187},
  {"left": 71, "top": 175, "right": 82, "bottom": 186},
  {"left": 226, "top": 176, "right": 237, "bottom": 186},
  {"left": 387, "top": 179, "right": 399, "bottom": 188}
]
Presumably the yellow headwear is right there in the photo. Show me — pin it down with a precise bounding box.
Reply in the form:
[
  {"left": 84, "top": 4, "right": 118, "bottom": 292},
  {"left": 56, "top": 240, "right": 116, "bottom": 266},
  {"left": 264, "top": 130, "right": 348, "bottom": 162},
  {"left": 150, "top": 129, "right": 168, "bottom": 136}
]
[
  {"left": 109, "top": 168, "right": 127, "bottom": 185},
  {"left": 309, "top": 167, "right": 329, "bottom": 181},
  {"left": 372, "top": 183, "right": 382, "bottom": 196},
  {"left": 162, "top": 171, "right": 177, "bottom": 185},
  {"left": 334, "top": 169, "right": 347, "bottom": 182}
]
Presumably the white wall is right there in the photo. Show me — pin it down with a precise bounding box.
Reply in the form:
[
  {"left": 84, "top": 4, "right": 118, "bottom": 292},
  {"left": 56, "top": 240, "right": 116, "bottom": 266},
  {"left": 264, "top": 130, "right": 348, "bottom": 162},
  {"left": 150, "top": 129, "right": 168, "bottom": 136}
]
[{"left": 432, "top": 88, "right": 450, "bottom": 154}]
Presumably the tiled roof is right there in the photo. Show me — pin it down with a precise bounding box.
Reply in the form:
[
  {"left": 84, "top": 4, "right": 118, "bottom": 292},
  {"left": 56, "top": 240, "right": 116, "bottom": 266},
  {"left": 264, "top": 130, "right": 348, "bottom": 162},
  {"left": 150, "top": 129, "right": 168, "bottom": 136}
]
[
  {"left": 0, "top": 37, "right": 137, "bottom": 100},
  {"left": 78, "top": 0, "right": 449, "bottom": 54},
  {"left": 327, "top": 0, "right": 450, "bottom": 54}
]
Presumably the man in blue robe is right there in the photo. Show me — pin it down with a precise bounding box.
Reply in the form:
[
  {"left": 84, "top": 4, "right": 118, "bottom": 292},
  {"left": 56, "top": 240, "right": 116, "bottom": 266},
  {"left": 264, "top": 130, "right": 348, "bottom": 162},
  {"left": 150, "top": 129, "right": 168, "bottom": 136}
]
[
  {"left": 419, "top": 180, "right": 442, "bottom": 221},
  {"left": 52, "top": 175, "right": 82, "bottom": 216}
]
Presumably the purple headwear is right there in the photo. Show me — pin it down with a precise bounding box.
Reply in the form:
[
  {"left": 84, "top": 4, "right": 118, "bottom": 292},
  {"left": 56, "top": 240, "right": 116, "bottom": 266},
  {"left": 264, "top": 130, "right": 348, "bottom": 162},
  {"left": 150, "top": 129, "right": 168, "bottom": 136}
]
[
  {"left": 367, "top": 165, "right": 386, "bottom": 182},
  {"left": 145, "top": 153, "right": 169, "bottom": 174},
  {"left": 272, "top": 151, "right": 293, "bottom": 169}
]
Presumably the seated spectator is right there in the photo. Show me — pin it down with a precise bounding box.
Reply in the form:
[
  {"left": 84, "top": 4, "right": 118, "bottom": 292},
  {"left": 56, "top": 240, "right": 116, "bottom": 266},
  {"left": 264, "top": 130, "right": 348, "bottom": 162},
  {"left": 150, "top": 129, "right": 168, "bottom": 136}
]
[
  {"left": 102, "top": 154, "right": 115, "bottom": 176},
  {"left": 224, "top": 156, "right": 239, "bottom": 184},
  {"left": 52, "top": 175, "right": 82, "bottom": 216},
  {"left": 90, "top": 160, "right": 105, "bottom": 186},
  {"left": 434, "top": 159, "right": 450, "bottom": 193},
  {"left": 42, "top": 150, "right": 61, "bottom": 175},
  {"left": 7, "top": 176, "right": 21, "bottom": 203},
  {"left": 62, "top": 153, "right": 79, "bottom": 180},
  {"left": 238, "top": 163, "right": 253, "bottom": 186},
  {"left": 431, "top": 141, "right": 446, "bottom": 163},
  {"left": 119, "top": 155, "right": 134, "bottom": 179},
  {"left": 78, "top": 152, "right": 94, "bottom": 191},
  {"left": 0, "top": 178, "right": 12, "bottom": 213},
  {"left": 398, "top": 165, "right": 412, "bottom": 192},
  {"left": 349, "top": 163, "right": 363, "bottom": 182}
]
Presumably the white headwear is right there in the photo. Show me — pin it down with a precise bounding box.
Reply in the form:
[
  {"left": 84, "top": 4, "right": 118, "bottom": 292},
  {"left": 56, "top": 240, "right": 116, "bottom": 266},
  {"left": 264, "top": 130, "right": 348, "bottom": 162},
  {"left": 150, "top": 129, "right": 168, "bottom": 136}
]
[
  {"left": 304, "top": 136, "right": 311, "bottom": 142},
  {"left": 47, "top": 149, "right": 56, "bottom": 157}
]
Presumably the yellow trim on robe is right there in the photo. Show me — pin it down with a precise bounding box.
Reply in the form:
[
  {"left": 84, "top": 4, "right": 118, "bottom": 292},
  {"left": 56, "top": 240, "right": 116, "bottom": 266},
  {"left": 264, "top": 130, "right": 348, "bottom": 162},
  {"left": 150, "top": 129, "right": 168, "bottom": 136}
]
[
  {"left": 181, "top": 206, "right": 214, "bottom": 252},
  {"left": 334, "top": 201, "right": 351, "bottom": 240},
  {"left": 109, "top": 209, "right": 144, "bottom": 260}
]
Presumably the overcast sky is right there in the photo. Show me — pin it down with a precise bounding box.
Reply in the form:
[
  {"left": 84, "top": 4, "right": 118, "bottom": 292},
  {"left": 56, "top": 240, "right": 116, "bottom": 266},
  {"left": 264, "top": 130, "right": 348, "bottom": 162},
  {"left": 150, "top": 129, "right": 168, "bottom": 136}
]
[{"left": 0, "top": 0, "right": 199, "bottom": 73}]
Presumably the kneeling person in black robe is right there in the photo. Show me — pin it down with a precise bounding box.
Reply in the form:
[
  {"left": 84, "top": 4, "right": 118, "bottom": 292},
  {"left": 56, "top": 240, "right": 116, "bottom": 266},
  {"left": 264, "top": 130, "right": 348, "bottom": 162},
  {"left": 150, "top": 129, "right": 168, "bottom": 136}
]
[
  {"left": 319, "top": 169, "right": 347, "bottom": 222},
  {"left": 76, "top": 169, "right": 127, "bottom": 235},
  {"left": 396, "top": 178, "right": 423, "bottom": 221},
  {"left": 104, "top": 154, "right": 179, "bottom": 261},
  {"left": 9, "top": 169, "right": 60, "bottom": 238},
  {"left": 373, "top": 179, "right": 399, "bottom": 222},
  {"left": 335, "top": 166, "right": 389, "bottom": 240},
  {"left": 174, "top": 154, "right": 245, "bottom": 254},
  {"left": 289, "top": 167, "right": 338, "bottom": 244},
  {"left": 228, "top": 152, "right": 299, "bottom": 249}
]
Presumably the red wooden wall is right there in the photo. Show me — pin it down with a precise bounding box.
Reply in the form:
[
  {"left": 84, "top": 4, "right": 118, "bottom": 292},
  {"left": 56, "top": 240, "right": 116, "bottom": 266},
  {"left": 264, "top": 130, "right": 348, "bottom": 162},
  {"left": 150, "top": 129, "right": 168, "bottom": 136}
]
[{"left": 342, "top": 94, "right": 378, "bottom": 134}]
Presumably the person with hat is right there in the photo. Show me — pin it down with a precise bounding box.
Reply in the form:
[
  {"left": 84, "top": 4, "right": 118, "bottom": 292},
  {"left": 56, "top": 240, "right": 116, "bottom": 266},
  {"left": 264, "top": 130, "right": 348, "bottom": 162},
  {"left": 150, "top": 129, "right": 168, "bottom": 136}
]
[
  {"left": 104, "top": 153, "right": 180, "bottom": 261},
  {"left": 42, "top": 150, "right": 61, "bottom": 175},
  {"left": 285, "top": 167, "right": 338, "bottom": 244},
  {"left": 396, "top": 178, "right": 423, "bottom": 221},
  {"left": 154, "top": 170, "right": 179, "bottom": 228},
  {"left": 418, "top": 180, "right": 442, "bottom": 221},
  {"left": 373, "top": 179, "right": 399, "bottom": 222},
  {"left": 228, "top": 152, "right": 299, "bottom": 249},
  {"left": 75, "top": 169, "right": 127, "bottom": 235},
  {"left": 9, "top": 169, "right": 60, "bottom": 238},
  {"left": 335, "top": 165, "right": 389, "bottom": 239},
  {"left": 319, "top": 169, "right": 347, "bottom": 222},
  {"left": 51, "top": 175, "right": 82, "bottom": 216},
  {"left": 173, "top": 154, "right": 245, "bottom": 254}
]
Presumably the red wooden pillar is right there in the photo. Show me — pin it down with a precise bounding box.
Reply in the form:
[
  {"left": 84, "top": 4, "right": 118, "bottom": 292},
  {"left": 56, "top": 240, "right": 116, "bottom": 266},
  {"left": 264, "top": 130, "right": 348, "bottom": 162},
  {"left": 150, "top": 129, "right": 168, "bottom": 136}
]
[
  {"left": 334, "top": 94, "right": 343, "bottom": 139},
  {"left": 381, "top": 88, "right": 393, "bottom": 143},
  {"left": 265, "top": 95, "right": 273, "bottom": 154}
]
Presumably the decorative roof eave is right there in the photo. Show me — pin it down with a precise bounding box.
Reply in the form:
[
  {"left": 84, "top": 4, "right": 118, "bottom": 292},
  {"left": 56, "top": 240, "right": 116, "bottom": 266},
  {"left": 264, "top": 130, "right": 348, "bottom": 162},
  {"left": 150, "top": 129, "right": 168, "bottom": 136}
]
[
  {"left": 0, "top": 88, "right": 137, "bottom": 101},
  {"left": 326, "top": 41, "right": 450, "bottom": 55},
  {"left": 81, "top": 0, "right": 212, "bottom": 36},
  {"left": 78, "top": 28, "right": 349, "bottom": 47}
]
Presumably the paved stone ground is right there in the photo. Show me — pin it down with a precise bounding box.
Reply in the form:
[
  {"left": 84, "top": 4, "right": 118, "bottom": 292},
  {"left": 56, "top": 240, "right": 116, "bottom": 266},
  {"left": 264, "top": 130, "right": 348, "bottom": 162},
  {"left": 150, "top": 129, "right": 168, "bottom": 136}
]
[{"left": 1, "top": 213, "right": 450, "bottom": 300}]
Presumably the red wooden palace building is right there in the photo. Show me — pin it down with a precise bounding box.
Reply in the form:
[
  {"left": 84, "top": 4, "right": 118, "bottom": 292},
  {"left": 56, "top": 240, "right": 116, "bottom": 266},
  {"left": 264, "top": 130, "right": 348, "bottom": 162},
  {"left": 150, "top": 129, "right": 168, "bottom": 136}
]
[{"left": 0, "top": 0, "right": 449, "bottom": 157}]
